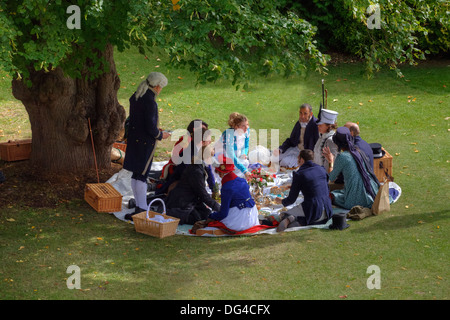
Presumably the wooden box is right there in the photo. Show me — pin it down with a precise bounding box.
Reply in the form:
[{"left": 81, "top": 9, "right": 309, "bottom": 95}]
[
  {"left": 84, "top": 183, "right": 123, "bottom": 212},
  {"left": 373, "top": 148, "right": 393, "bottom": 182},
  {"left": 0, "top": 139, "right": 32, "bottom": 161}
]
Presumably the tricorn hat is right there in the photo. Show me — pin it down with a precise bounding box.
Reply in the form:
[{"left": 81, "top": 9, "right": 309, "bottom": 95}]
[
  {"left": 329, "top": 213, "right": 350, "bottom": 230},
  {"left": 369, "top": 143, "right": 385, "bottom": 158}
]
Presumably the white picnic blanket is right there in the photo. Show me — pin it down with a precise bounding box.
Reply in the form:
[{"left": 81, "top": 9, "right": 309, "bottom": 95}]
[{"left": 105, "top": 161, "right": 401, "bottom": 236}]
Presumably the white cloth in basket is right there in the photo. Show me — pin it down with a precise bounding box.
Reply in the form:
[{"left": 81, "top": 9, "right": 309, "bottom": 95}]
[{"left": 148, "top": 214, "right": 174, "bottom": 223}]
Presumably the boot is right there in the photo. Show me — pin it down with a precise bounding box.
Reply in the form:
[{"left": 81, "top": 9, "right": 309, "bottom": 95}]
[{"left": 276, "top": 214, "right": 296, "bottom": 232}]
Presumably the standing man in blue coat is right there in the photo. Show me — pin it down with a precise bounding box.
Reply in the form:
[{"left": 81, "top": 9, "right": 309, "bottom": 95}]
[
  {"left": 273, "top": 103, "right": 319, "bottom": 168},
  {"left": 275, "top": 149, "right": 333, "bottom": 231},
  {"left": 123, "top": 72, "right": 171, "bottom": 213}
]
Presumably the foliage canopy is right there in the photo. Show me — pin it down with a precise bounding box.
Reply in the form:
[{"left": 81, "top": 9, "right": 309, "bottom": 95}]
[{"left": 0, "top": 0, "right": 448, "bottom": 85}]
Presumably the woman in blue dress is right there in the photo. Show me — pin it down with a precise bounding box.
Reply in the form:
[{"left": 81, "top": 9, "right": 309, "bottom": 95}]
[
  {"left": 214, "top": 112, "right": 251, "bottom": 180},
  {"left": 323, "top": 127, "right": 380, "bottom": 209}
]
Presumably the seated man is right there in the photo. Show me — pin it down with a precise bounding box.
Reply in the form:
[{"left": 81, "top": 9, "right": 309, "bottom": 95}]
[
  {"left": 165, "top": 128, "right": 220, "bottom": 225},
  {"left": 274, "top": 149, "right": 333, "bottom": 231},
  {"left": 273, "top": 103, "right": 319, "bottom": 168},
  {"left": 344, "top": 121, "right": 373, "bottom": 170},
  {"left": 205, "top": 155, "right": 259, "bottom": 232}
]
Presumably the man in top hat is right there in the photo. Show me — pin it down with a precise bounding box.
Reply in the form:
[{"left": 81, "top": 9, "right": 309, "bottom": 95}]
[
  {"left": 345, "top": 122, "right": 374, "bottom": 170},
  {"left": 274, "top": 149, "right": 333, "bottom": 231},
  {"left": 205, "top": 155, "right": 259, "bottom": 232},
  {"left": 273, "top": 103, "right": 319, "bottom": 168}
]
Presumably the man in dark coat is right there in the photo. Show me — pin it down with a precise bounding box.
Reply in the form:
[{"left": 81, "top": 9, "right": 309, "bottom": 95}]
[
  {"left": 123, "top": 72, "right": 170, "bottom": 213},
  {"left": 273, "top": 103, "right": 319, "bottom": 168},
  {"left": 165, "top": 130, "right": 220, "bottom": 225},
  {"left": 275, "top": 149, "right": 333, "bottom": 231},
  {"left": 344, "top": 122, "right": 374, "bottom": 170}
]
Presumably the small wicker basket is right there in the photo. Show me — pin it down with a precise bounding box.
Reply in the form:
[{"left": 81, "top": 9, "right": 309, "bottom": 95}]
[{"left": 132, "top": 198, "right": 180, "bottom": 238}]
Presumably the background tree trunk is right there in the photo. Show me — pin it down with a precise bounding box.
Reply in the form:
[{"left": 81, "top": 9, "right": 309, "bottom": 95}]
[{"left": 11, "top": 44, "right": 126, "bottom": 174}]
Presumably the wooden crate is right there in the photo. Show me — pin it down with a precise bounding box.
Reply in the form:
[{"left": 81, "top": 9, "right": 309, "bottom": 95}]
[
  {"left": 84, "top": 183, "right": 123, "bottom": 212},
  {"left": 373, "top": 148, "right": 393, "bottom": 182},
  {"left": 0, "top": 139, "right": 32, "bottom": 161}
]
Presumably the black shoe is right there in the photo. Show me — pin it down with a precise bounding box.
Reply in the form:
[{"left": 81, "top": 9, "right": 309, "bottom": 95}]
[
  {"left": 124, "top": 207, "right": 145, "bottom": 221},
  {"left": 134, "top": 207, "right": 145, "bottom": 214},
  {"left": 277, "top": 214, "right": 296, "bottom": 232},
  {"left": 124, "top": 212, "right": 136, "bottom": 221}
]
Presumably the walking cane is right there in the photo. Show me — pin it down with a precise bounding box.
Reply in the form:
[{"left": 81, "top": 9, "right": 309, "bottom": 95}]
[
  {"left": 317, "top": 79, "right": 325, "bottom": 122},
  {"left": 88, "top": 118, "right": 100, "bottom": 183}
]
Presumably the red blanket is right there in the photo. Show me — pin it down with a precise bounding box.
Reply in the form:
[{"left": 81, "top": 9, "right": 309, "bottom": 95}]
[{"left": 191, "top": 220, "right": 277, "bottom": 236}]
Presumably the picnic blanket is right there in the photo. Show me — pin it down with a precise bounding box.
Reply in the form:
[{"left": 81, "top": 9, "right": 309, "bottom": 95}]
[{"left": 105, "top": 161, "right": 402, "bottom": 237}]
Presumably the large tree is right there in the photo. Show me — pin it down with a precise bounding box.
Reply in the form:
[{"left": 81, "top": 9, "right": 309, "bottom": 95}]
[{"left": 0, "top": 0, "right": 327, "bottom": 173}]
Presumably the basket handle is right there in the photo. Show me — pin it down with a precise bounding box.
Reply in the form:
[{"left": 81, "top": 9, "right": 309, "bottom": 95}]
[{"left": 146, "top": 198, "right": 167, "bottom": 220}]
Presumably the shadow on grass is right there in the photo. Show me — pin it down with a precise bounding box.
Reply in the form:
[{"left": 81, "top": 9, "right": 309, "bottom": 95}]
[{"left": 348, "top": 209, "right": 449, "bottom": 234}]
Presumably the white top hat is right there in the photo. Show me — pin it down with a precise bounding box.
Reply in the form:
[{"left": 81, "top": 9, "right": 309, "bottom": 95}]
[{"left": 317, "top": 109, "right": 338, "bottom": 125}]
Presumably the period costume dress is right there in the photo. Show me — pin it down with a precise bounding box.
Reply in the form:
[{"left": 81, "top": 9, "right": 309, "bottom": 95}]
[
  {"left": 156, "top": 135, "right": 216, "bottom": 195},
  {"left": 329, "top": 127, "right": 380, "bottom": 210},
  {"left": 208, "top": 160, "right": 259, "bottom": 232},
  {"left": 313, "top": 130, "right": 338, "bottom": 170},
  {"left": 329, "top": 151, "right": 379, "bottom": 209},
  {"left": 214, "top": 127, "right": 250, "bottom": 177},
  {"left": 165, "top": 154, "right": 220, "bottom": 225}
]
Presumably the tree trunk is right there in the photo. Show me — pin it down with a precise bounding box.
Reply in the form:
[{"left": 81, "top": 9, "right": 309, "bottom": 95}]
[{"left": 11, "top": 44, "right": 126, "bottom": 174}]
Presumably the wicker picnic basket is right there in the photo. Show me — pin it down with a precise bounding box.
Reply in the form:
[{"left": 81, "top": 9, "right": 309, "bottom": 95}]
[{"left": 132, "top": 198, "right": 180, "bottom": 238}]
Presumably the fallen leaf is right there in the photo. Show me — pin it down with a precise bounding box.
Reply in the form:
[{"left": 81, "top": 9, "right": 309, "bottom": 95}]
[
  {"left": 359, "top": 102, "right": 363, "bottom": 106},
  {"left": 6, "top": 218, "right": 15, "bottom": 222}
]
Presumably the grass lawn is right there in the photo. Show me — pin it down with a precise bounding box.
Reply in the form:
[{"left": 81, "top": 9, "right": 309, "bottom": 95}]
[{"left": 0, "top": 47, "right": 449, "bottom": 301}]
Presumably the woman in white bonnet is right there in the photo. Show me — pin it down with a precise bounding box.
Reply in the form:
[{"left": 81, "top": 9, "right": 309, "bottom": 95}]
[
  {"left": 123, "top": 72, "right": 171, "bottom": 217},
  {"left": 313, "top": 109, "right": 339, "bottom": 173}
]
